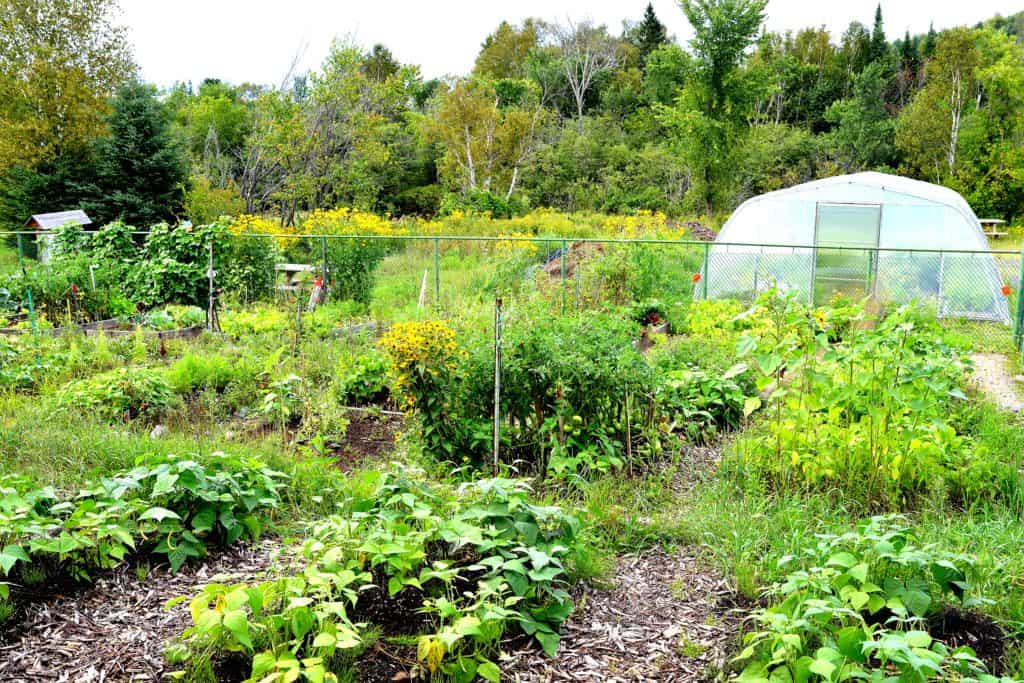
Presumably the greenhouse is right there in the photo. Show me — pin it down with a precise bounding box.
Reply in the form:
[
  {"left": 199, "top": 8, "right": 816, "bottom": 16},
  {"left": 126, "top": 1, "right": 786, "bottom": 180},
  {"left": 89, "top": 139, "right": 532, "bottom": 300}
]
[{"left": 699, "top": 171, "right": 1011, "bottom": 323}]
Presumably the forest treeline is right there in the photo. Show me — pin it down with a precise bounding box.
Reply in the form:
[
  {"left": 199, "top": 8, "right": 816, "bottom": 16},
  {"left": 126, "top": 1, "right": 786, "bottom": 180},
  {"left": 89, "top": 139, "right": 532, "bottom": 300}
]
[{"left": 1, "top": 0, "right": 1023, "bottom": 230}]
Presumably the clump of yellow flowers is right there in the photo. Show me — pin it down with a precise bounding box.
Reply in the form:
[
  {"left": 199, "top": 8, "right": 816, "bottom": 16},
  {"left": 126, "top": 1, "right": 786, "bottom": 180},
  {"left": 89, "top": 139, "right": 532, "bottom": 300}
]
[{"left": 379, "top": 320, "right": 461, "bottom": 413}]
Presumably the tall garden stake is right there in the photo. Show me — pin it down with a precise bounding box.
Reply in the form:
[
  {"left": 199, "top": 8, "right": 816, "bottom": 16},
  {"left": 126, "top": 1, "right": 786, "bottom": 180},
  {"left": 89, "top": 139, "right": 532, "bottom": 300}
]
[
  {"left": 320, "top": 236, "right": 329, "bottom": 303},
  {"left": 206, "top": 242, "right": 218, "bottom": 331},
  {"left": 493, "top": 296, "right": 503, "bottom": 475}
]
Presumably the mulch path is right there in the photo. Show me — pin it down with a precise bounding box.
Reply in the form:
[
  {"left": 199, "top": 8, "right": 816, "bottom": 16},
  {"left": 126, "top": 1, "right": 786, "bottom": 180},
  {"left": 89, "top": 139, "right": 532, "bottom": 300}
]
[
  {"left": 508, "top": 549, "right": 740, "bottom": 682},
  {"left": 0, "top": 540, "right": 288, "bottom": 683}
]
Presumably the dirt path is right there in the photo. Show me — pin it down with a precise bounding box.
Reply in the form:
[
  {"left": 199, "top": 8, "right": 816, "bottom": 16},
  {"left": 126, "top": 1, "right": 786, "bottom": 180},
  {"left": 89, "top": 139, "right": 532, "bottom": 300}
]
[
  {"left": 970, "top": 353, "right": 1024, "bottom": 413},
  {"left": 509, "top": 549, "right": 739, "bottom": 682},
  {"left": 0, "top": 540, "right": 287, "bottom": 683}
]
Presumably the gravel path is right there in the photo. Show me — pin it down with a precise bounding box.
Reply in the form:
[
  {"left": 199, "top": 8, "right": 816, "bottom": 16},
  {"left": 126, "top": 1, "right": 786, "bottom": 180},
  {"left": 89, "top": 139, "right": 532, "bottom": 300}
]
[{"left": 969, "top": 353, "right": 1024, "bottom": 413}]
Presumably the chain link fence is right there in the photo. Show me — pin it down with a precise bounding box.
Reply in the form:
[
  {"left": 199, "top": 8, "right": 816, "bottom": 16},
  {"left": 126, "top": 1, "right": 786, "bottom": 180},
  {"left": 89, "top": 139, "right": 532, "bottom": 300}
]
[{"left": 3, "top": 230, "right": 1022, "bottom": 351}]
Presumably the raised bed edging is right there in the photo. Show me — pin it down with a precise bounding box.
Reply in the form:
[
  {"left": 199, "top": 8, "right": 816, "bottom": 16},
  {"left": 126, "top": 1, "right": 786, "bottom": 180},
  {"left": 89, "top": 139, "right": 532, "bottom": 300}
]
[{"left": 0, "top": 319, "right": 204, "bottom": 340}]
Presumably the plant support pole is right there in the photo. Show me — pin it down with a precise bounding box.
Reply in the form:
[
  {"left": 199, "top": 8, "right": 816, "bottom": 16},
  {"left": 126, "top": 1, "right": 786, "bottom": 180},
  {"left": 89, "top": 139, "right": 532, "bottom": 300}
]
[
  {"left": 207, "top": 242, "right": 216, "bottom": 331},
  {"left": 560, "top": 239, "right": 567, "bottom": 314},
  {"left": 493, "top": 296, "right": 503, "bottom": 475},
  {"left": 320, "top": 236, "right": 329, "bottom": 304}
]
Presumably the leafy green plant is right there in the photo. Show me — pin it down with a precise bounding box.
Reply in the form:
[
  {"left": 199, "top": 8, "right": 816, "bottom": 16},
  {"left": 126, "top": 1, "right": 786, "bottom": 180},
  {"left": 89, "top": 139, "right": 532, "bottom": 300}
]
[
  {"left": 733, "top": 515, "right": 1010, "bottom": 683},
  {"left": 0, "top": 452, "right": 286, "bottom": 592},
  {"left": 657, "top": 363, "right": 750, "bottom": 444},
  {"left": 168, "top": 353, "right": 244, "bottom": 394},
  {"left": 52, "top": 366, "right": 179, "bottom": 421},
  {"left": 334, "top": 348, "right": 390, "bottom": 405},
  {"left": 172, "top": 472, "right": 590, "bottom": 682},
  {"left": 732, "top": 291, "right": 979, "bottom": 507}
]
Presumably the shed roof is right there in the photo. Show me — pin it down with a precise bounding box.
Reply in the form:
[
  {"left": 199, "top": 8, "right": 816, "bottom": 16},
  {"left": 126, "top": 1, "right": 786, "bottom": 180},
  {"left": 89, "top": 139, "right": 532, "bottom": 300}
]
[{"left": 25, "top": 210, "right": 92, "bottom": 230}]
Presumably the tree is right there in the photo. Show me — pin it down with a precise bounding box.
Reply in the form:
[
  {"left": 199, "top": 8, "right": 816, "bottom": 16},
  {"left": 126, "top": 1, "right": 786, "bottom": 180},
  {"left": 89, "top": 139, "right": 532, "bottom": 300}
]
[
  {"left": 474, "top": 20, "right": 541, "bottom": 79},
  {"left": 364, "top": 44, "right": 399, "bottom": 82},
  {"left": 921, "top": 22, "right": 937, "bottom": 59},
  {"left": 0, "top": 0, "right": 136, "bottom": 173},
  {"left": 632, "top": 3, "right": 669, "bottom": 67},
  {"left": 425, "top": 78, "right": 550, "bottom": 200},
  {"left": 643, "top": 43, "right": 693, "bottom": 105},
  {"left": 88, "top": 82, "right": 188, "bottom": 226},
  {"left": 869, "top": 4, "right": 888, "bottom": 64},
  {"left": 659, "top": 0, "right": 766, "bottom": 212},
  {"left": 548, "top": 19, "right": 623, "bottom": 133},
  {"left": 896, "top": 28, "right": 980, "bottom": 179},
  {"left": 825, "top": 61, "right": 897, "bottom": 169}
]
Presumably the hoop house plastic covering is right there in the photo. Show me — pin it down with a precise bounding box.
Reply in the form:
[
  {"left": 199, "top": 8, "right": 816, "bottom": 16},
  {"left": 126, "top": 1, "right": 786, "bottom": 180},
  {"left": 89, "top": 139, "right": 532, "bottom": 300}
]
[{"left": 701, "top": 172, "right": 1010, "bottom": 323}]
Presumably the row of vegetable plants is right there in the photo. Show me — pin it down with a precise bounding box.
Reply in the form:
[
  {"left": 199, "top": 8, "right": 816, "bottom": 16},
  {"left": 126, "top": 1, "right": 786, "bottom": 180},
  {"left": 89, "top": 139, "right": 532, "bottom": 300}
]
[
  {"left": 0, "top": 451, "right": 286, "bottom": 629},
  {"left": 168, "top": 471, "right": 594, "bottom": 683}
]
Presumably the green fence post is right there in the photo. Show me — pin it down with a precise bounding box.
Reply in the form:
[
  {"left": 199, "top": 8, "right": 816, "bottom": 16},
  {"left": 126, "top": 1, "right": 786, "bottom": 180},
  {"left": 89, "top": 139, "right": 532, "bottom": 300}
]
[
  {"left": 1015, "top": 244, "right": 1024, "bottom": 350},
  {"left": 560, "top": 239, "right": 567, "bottom": 314},
  {"left": 433, "top": 237, "right": 440, "bottom": 309},
  {"left": 702, "top": 242, "right": 709, "bottom": 299}
]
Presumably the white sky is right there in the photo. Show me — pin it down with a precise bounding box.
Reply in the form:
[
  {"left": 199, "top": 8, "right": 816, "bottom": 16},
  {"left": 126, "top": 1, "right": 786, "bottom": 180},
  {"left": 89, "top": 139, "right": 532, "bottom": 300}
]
[{"left": 119, "top": 0, "right": 1023, "bottom": 87}]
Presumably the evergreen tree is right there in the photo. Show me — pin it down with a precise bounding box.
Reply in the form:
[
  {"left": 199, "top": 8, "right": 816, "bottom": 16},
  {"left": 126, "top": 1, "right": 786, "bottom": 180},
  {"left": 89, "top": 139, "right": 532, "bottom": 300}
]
[
  {"left": 636, "top": 3, "right": 669, "bottom": 66},
  {"left": 88, "top": 82, "right": 188, "bottom": 227},
  {"left": 869, "top": 4, "right": 888, "bottom": 63},
  {"left": 922, "top": 22, "right": 937, "bottom": 59},
  {"left": 900, "top": 29, "right": 918, "bottom": 73}
]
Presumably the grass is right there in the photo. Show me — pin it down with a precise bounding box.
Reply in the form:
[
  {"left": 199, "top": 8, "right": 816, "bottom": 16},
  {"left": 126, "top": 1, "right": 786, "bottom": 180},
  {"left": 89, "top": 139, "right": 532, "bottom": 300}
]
[{"left": 0, "top": 243, "right": 20, "bottom": 277}]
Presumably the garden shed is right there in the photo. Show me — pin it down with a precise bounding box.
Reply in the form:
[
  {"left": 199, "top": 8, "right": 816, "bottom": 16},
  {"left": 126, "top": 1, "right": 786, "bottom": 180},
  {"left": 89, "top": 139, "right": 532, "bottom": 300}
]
[
  {"left": 698, "top": 172, "right": 1011, "bottom": 323},
  {"left": 25, "top": 210, "right": 92, "bottom": 264}
]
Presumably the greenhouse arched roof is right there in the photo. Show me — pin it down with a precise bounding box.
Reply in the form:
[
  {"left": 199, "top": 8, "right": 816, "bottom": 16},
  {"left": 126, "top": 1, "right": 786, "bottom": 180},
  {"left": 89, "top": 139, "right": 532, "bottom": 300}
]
[{"left": 702, "top": 172, "right": 1010, "bottom": 323}]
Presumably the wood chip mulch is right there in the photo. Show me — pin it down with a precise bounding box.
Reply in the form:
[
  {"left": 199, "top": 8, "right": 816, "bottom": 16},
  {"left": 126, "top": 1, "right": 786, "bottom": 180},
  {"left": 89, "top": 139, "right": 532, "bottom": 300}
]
[
  {"left": 508, "top": 549, "right": 741, "bottom": 682},
  {"left": 0, "top": 539, "right": 288, "bottom": 683}
]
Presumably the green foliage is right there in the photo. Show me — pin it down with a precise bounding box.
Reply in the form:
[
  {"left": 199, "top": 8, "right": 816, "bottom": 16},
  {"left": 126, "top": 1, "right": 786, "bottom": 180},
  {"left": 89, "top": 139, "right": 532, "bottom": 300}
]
[
  {"left": 168, "top": 353, "right": 243, "bottom": 394},
  {"left": 0, "top": 452, "right": 285, "bottom": 586},
  {"left": 728, "top": 291, "right": 1019, "bottom": 509},
  {"left": 657, "top": 363, "right": 749, "bottom": 444},
  {"left": 334, "top": 348, "right": 390, "bottom": 405},
  {"left": 52, "top": 366, "right": 178, "bottom": 422},
  {"left": 173, "top": 472, "right": 589, "bottom": 682},
  {"left": 86, "top": 81, "right": 188, "bottom": 227},
  {"left": 454, "top": 311, "right": 654, "bottom": 477},
  {"left": 733, "top": 515, "right": 1012, "bottom": 683}
]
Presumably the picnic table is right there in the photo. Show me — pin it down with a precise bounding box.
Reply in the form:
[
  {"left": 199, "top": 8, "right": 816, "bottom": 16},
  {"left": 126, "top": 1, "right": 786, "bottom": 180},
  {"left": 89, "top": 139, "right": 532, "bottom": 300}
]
[
  {"left": 980, "top": 218, "right": 1008, "bottom": 239},
  {"left": 275, "top": 263, "right": 317, "bottom": 292}
]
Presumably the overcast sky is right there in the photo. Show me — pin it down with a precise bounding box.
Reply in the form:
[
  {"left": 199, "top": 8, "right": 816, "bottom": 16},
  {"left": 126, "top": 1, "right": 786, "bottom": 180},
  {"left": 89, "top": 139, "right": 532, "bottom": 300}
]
[{"left": 119, "top": 0, "right": 1022, "bottom": 87}]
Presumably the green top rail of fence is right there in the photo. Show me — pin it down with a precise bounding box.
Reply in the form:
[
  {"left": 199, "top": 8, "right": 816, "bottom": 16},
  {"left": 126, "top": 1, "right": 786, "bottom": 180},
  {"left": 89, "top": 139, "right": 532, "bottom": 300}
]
[{"left": 1, "top": 230, "right": 1019, "bottom": 257}]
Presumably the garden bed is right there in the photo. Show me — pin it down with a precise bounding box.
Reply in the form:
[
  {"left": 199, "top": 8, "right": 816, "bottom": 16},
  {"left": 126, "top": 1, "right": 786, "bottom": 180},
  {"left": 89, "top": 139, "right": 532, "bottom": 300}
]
[
  {"left": 0, "top": 319, "right": 205, "bottom": 340},
  {"left": 0, "top": 540, "right": 288, "bottom": 683}
]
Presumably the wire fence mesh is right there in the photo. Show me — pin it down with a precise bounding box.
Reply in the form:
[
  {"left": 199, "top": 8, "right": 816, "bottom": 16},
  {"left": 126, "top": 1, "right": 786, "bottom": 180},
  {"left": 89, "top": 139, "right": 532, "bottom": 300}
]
[{"left": 2, "top": 230, "right": 1022, "bottom": 352}]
